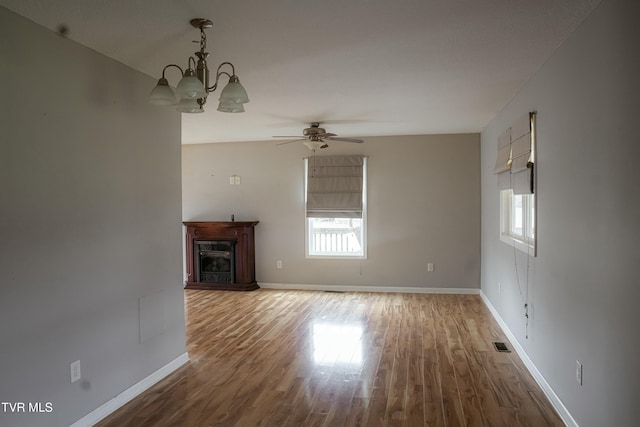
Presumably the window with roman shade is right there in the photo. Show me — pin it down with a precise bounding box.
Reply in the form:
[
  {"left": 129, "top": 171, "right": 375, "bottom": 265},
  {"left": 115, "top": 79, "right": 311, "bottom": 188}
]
[
  {"left": 306, "top": 155, "right": 364, "bottom": 218},
  {"left": 495, "top": 112, "right": 537, "bottom": 255},
  {"left": 304, "top": 155, "right": 367, "bottom": 258}
]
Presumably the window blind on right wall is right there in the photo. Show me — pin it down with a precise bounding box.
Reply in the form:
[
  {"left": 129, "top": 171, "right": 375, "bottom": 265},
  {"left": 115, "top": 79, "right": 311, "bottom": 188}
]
[
  {"left": 493, "top": 112, "right": 535, "bottom": 194},
  {"left": 510, "top": 113, "right": 535, "bottom": 195},
  {"left": 494, "top": 127, "right": 512, "bottom": 190}
]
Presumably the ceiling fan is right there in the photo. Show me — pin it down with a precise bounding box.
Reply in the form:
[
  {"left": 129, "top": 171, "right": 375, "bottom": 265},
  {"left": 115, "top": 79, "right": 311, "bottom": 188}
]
[{"left": 274, "top": 122, "right": 364, "bottom": 150}]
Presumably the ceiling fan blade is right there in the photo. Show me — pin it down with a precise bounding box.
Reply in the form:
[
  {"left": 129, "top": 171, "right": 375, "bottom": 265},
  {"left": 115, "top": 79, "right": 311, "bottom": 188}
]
[
  {"left": 326, "top": 137, "right": 364, "bottom": 143},
  {"left": 276, "top": 139, "right": 306, "bottom": 146},
  {"left": 273, "top": 135, "right": 304, "bottom": 138},
  {"left": 317, "top": 132, "right": 337, "bottom": 137}
]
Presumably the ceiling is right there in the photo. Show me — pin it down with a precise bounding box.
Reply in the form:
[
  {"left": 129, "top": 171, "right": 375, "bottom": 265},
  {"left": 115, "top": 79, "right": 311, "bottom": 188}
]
[{"left": 1, "top": 0, "right": 601, "bottom": 144}]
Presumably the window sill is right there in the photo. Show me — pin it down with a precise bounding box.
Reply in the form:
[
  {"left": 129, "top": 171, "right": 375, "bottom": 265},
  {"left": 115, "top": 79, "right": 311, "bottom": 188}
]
[
  {"left": 500, "top": 234, "right": 536, "bottom": 256},
  {"left": 306, "top": 254, "right": 367, "bottom": 260}
]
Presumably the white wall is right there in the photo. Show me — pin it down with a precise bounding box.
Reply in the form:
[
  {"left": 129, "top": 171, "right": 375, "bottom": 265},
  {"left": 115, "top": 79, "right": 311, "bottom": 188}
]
[
  {"left": 0, "top": 7, "right": 185, "bottom": 427},
  {"left": 480, "top": 0, "right": 640, "bottom": 425},
  {"left": 183, "top": 133, "right": 480, "bottom": 290}
]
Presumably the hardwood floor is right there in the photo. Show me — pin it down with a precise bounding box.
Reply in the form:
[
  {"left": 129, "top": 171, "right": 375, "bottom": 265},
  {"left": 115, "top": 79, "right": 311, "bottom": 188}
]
[{"left": 97, "top": 289, "right": 564, "bottom": 427}]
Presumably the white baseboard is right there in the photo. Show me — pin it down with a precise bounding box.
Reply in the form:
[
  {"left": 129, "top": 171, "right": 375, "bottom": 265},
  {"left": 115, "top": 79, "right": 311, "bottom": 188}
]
[
  {"left": 258, "top": 282, "right": 480, "bottom": 295},
  {"left": 69, "top": 352, "right": 189, "bottom": 427},
  {"left": 479, "top": 292, "right": 578, "bottom": 427}
]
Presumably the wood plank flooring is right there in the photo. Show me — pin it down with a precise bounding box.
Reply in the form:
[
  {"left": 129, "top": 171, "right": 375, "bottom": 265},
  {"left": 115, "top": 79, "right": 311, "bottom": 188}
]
[{"left": 97, "top": 289, "right": 564, "bottom": 427}]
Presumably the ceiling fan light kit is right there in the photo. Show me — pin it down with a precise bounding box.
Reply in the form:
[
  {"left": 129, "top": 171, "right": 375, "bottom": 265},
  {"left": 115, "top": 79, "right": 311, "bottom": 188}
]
[
  {"left": 303, "top": 140, "right": 327, "bottom": 151},
  {"left": 148, "top": 18, "right": 249, "bottom": 114}
]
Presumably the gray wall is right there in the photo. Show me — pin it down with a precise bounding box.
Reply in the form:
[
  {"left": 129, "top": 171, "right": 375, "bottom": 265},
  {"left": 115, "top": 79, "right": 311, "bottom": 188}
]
[
  {"left": 183, "top": 133, "right": 480, "bottom": 290},
  {"left": 0, "top": 7, "right": 185, "bottom": 427},
  {"left": 480, "top": 0, "right": 640, "bottom": 425}
]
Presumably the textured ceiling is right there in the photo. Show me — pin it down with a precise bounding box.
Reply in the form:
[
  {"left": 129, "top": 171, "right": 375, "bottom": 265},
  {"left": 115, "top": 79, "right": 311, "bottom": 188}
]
[{"left": 1, "top": 0, "right": 601, "bottom": 144}]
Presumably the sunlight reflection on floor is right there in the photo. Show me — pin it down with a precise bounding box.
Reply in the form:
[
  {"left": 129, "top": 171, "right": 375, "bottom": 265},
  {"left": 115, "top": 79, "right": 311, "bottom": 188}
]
[{"left": 312, "top": 322, "right": 363, "bottom": 367}]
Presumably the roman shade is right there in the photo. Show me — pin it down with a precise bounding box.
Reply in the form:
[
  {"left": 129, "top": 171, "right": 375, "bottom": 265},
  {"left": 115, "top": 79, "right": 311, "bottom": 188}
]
[
  {"left": 493, "top": 112, "right": 535, "bottom": 194},
  {"left": 494, "top": 128, "right": 512, "bottom": 190},
  {"left": 510, "top": 113, "right": 534, "bottom": 195},
  {"left": 306, "top": 155, "right": 364, "bottom": 218}
]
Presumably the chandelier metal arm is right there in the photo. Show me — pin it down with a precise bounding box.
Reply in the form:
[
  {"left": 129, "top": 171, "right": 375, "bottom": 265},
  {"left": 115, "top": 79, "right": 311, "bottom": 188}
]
[
  {"left": 206, "top": 62, "right": 236, "bottom": 93},
  {"left": 217, "top": 61, "right": 236, "bottom": 76},
  {"left": 161, "top": 64, "right": 184, "bottom": 79}
]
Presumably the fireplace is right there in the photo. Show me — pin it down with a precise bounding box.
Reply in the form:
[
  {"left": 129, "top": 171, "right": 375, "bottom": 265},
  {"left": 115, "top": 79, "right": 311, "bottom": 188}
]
[
  {"left": 183, "top": 221, "right": 259, "bottom": 291},
  {"left": 195, "top": 240, "right": 235, "bottom": 283}
]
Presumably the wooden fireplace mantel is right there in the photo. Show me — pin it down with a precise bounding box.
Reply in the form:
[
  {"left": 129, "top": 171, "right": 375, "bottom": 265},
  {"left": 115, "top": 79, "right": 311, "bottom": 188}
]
[{"left": 183, "top": 221, "right": 259, "bottom": 291}]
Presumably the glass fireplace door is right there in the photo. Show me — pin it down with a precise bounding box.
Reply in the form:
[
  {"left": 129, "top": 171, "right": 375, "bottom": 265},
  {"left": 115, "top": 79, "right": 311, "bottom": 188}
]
[{"left": 195, "top": 240, "right": 235, "bottom": 283}]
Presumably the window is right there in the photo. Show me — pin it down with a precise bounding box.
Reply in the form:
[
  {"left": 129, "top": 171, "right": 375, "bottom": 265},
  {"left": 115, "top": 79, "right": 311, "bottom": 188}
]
[
  {"left": 500, "top": 189, "right": 535, "bottom": 254},
  {"left": 307, "top": 217, "right": 365, "bottom": 257},
  {"left": 494, "top": 112, "right": 536, "bottom": 255},
  {"left": 305, "top": 156, "right": 367, "bottom": 259}
]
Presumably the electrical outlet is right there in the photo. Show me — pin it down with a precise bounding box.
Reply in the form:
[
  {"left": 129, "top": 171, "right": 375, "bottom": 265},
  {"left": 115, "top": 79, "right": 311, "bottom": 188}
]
[
  {"left": 576, "top": 360, "right": 583, "bottom": 385},
  {"left": 70, "top": 360, "right": 81, "bottom": 383},
  {"left": 276, "top": 260, "right": 283, "bottom": 269},
  {"left": 427, "top": 263, "right": 434, "bottom": 272}
]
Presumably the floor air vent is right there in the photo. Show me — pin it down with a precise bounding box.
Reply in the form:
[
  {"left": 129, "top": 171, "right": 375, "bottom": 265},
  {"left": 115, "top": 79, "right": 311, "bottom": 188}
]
[{"left": 493, "top": 342, "right": 511, "bottom": 353}]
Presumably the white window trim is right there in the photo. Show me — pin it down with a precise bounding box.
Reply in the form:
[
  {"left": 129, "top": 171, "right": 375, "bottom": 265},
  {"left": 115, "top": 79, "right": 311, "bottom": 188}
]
[
  {"left": 500, "top": 189, "right": 536, "bottom": 256},
  {"left": 304, "top": 157, "right": 367, "bottom": 260}
]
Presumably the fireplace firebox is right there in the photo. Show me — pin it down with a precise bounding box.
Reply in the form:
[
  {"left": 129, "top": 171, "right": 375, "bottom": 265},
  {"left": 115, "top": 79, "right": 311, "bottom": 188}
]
[
  {"left": 183, "top": 221, "right": 259, "bottom": 291},
  {"left": 195, "top": 240, "right": 235, "bottom": 283}
]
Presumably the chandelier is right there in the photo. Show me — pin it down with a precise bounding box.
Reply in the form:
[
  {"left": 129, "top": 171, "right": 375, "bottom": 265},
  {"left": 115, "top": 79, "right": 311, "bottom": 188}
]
[{"left": 148, "top": 18, "right": 249, "bottom": 113}]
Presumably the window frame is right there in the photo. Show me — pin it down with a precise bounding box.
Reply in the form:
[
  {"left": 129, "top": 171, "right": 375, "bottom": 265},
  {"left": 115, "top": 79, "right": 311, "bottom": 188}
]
[
  {"left": 304, "top": 157, "right": 367, "bottom": 260},
  {"left": 500, "top": 189, "right": 536, "bottom": 256}
]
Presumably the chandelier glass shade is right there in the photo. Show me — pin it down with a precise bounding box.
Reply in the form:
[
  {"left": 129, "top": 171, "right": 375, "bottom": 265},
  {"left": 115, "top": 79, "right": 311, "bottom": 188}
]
[
  {"left": 217, "top": 100, "right": 245, "bottom": 113},
  {"left": 218, "top": 77, "right": 249, "bottom": 104},
  {"left": 148, "top": 78, "right": 176, "bottom": 105},
  {"left": 148, "top": 19, "right": 249, "bottom": 114},
  {"left": 175, "top": 72, "right": 207, "bottom": 100},
  {"left": 176, "top": 98, "right": 205, "bottom": 114}
]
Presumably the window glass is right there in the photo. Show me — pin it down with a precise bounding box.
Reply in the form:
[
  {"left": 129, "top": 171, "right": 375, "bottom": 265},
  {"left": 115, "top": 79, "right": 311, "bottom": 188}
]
[
  {"left": 501, "top": 189, "right": 535, "bottom": 254},
  {"left": 308, "top": 217, "right": 364, "bottom": 257}
]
